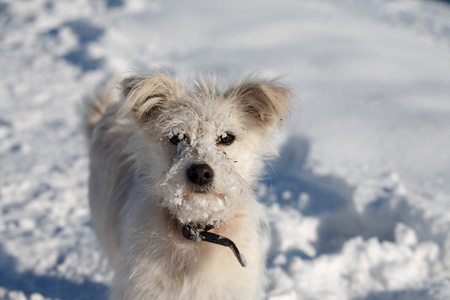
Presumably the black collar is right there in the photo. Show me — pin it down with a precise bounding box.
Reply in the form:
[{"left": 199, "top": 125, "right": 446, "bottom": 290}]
[{"left": 179, "top": 223, "right": 247, "bottom": 267}]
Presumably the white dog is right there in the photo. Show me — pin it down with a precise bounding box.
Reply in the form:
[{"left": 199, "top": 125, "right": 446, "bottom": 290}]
[{"left": 83, "top": 71, "right": 290, "bottom": 300}]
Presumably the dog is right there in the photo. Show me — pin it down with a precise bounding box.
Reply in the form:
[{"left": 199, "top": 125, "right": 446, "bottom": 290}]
[{"left": 83, "top": 71, "right": 290, "bottom": 300}]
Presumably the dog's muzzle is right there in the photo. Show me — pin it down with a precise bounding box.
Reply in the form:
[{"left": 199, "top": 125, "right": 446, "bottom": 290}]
[{"left": 179, "top": 223, "right": 247, "bottom": 267}]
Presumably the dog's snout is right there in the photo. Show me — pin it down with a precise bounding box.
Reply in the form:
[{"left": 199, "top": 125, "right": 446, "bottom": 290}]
[{"left": 187, "top": 163, "right": 214, "bottom": 186}]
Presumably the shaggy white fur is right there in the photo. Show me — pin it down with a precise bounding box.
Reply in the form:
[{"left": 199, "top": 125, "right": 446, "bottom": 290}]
[{"left": 83, "top": 71, "right": 290, "bottom": 300}]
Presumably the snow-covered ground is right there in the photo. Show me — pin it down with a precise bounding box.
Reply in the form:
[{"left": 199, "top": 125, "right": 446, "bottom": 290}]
[{"left": 1, "top": 0, "right": 450, "bottom": 299}]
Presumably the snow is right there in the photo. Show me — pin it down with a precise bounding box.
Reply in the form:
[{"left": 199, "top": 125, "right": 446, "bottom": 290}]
[{"left": 1, "top": 0, "right": 450, "bottom": 299}]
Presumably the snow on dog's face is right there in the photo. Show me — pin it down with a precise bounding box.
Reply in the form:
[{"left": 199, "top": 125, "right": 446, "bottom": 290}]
[{"left": 122, "top": 73, "right": 290, "bottom": 226}]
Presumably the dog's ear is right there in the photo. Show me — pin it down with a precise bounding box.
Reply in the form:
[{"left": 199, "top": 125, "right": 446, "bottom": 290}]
[
  {"left": 121, "top": 73, "right": 184, "bottom": 125},
  {"left": 228, "top": 80, "right": 290, "bottom": 129}
]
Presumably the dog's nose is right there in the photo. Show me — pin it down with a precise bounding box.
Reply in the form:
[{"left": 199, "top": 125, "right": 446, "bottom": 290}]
[{"left": 187, "top": 163, "right": 214, "bottom": 186}]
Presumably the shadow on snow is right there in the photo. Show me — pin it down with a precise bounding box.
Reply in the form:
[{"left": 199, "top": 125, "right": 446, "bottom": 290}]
[
  {"left": 262, "top": 135, "right": 399, "bottom": 263},
  {"left": 0, "top": 245, "right": 108, "bottom": 300},
  {"left": 47, "top": 20, "right": 105, "bottom": 72}
]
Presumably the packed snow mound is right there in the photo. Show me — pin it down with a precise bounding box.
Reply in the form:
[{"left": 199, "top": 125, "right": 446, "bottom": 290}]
[
  {"left": 261, "top": 136, "right": 450, "bottom": 299},
  {"left": 1, "top": 0, "right": 450, "bottom": 299}
]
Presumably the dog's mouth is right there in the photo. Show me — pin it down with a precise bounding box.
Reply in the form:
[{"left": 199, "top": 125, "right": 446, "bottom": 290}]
[
  {"left": 178, "top": 222, "right": 247, "bottom": 268},
  {"left": 188, "top": 185, "right": 211, "bottom": 194}
]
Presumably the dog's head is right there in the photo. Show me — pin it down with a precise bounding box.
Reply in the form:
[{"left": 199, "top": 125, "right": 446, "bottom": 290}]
[{"left": 121, "top": 72, "right": 290, "bottom": 227}]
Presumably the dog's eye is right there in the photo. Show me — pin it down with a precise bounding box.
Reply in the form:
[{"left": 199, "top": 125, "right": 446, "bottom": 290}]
[
  {"left": 169, "top": 133, "right": 185, "bottom": 145},
  {"left": 217, "top": 133, "right": 235, "bottom": 146}
]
